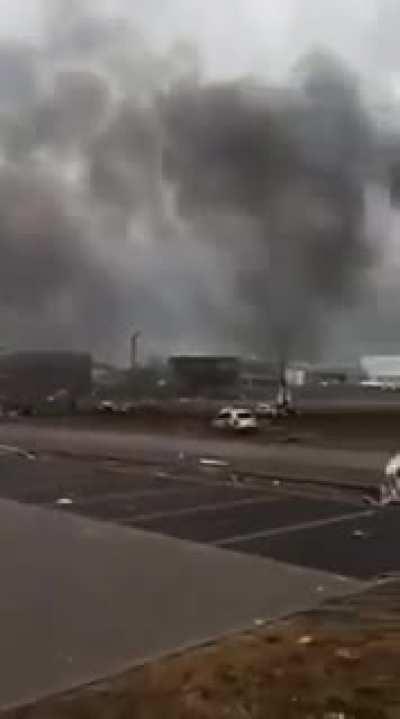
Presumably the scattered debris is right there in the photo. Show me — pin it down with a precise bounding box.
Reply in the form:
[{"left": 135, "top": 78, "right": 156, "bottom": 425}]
[
  {"left": 334, "top": 647, "right": 361, "bottom": 661},
  {"left": 376, "top": 571, "right": 400, "bottom": 583},
  {"left": 0, "top": 443, "right": 36, "bottom": 460},
  {"left": 178, "top": 451, "right": 185, "bottom": 461},
  {"left": 253, "top": 618, "right": 266, "bottom": 627},
  {"left": 199, "top": 457, "right": 229, "bottom": 467},
  {"left": 272, "top": 480, "right": 281, "bottom": 487},
  {"left": 55, "top": 497, "right": 73, "bottom": 506},
  {"left": 352, "top": 529, "right": 370, "bottom": 539},
  {"left": 297, "top": 635, "right": 314, "bottom": 645},
  {"left": 155, "top": 471, "right": 169, "bottom": 479},
  {"left": 316, "top": 585, "right": 325, "bottom": 593},
  {"left": 363, "top": 455, "right": 400, "bottom": 506},
  {"left": 363, "top": 494, "right": 378, "bottom": 505}
]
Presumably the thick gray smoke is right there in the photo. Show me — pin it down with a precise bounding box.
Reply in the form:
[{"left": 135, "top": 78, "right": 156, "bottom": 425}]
[
  {"left": 163, "top": 53, "right": 372, "bottom": 360},
  {"left": 0, "top": 7, "right": 191, "bottom": 361},
  {"left": 0, "top": 3, "right": 383, "bottom": 363}
]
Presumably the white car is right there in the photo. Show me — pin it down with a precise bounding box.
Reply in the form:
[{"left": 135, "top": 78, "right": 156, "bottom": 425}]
[{"left": 211, "top": 407, "right": 258, "bottom": 432}]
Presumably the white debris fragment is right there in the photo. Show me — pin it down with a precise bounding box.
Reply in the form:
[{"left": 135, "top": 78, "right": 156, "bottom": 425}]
[
  {"left": 297, "top": 635, "right": 313, "bottom": 645},
  {"left": 353, "top": 529, "right": 364, "bottom": 537},
  {"left": 376, "top": 453, "right": 400, "bottom": 505},
  {"left": 0, "top": 444, "right": 36, "bottom": 460},
  {"left": 316, "top": 585, "right": 325, "bottom": 593},
  {"left": 334, "top": 647, "right": 361, "bottom": 661},
  {"left": 253, "top": 618, "right": 266, "bottom": 627},
  {"left": 0, "top": 444, "right": 23, "bottom": 454},
  {"left": 178, "top": 451, "right": 185, "bottom": 461},
  {"left": 199, "top": 458, "right": 229, "bottom": 467},
  {"left": 352, "top": 529, "right": 369, "bottom": 539},
  {"left": 272, "top": 480, "right": 281, "bottom": 487},
  {"left": 56, "top": 498, "right": 73, "bottom": 506},
  {"left": 363, "top": 495, "right": 377, "bottom": 505}
]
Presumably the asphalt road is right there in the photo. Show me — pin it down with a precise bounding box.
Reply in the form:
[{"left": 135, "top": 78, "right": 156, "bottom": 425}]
[{"left": 0, "top": 421, "right": 386, "bottom": 486}]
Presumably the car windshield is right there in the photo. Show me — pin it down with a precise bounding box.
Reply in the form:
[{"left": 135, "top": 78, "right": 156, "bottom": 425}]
[{"left": 237, "top": 411, "right": 252, "bottom": 419}]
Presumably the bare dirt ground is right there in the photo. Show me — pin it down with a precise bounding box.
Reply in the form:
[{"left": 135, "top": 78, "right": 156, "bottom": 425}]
[{"left": 7, "top": 579, "right": 400, "bottom": 719}]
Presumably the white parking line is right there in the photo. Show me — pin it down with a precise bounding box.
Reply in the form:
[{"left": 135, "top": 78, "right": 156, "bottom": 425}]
[
  {"left": 214, "top": 509, "right": 375, "bottom": 547},
  {"left": 130, "top": 495, "right": 281, "bottom": 523},
  {"left": 77, "top": 486, "right": 188, "bottom": 506}
]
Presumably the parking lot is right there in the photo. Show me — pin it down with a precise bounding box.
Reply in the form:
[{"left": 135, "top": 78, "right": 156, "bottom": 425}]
[{"left": 0, "top": 452, "right": 396, "bottom": 581}]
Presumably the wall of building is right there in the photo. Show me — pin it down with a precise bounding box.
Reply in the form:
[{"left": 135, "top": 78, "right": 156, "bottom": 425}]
[{"left": 0, "top": 351, "right": 92, "bottom": 405}]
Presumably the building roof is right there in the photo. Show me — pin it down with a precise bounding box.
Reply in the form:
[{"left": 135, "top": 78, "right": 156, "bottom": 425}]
[{"left": 360, "top": 355, "right": 400, "bottom": 377}]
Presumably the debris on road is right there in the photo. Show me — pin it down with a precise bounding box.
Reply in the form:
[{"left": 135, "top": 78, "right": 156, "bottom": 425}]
[
  {"left": 376, "top": 453, "right": 400, "bottom": 505},
  {"left": 297, "top": 635, "right": 314, "bottom": 645},
  {"left": 334, "top": 647, "right": 361, "bottom": 661},
  {"left": 55, "top": 498, "right": 74, "bottom": 506},
  {"left": 352, "top": 529, "right": 370, "bottom": 539},
  {"left": 199, "top": 458, "right": 229, "bottom": 468},
  {"left": 272, "top": 479, "right": 281, "bottom": 487},
  {"left": 253, "top": 618, "right": 266, "bottom": 627},
  {"left": 0, "top": 444, "right": 36, "bottom": 461},
  {"left": 229, "top": 472, "right": 241, "bottom": 486},
  {"left": 362, "top": 454, "right": 400, "bottom": 506}
]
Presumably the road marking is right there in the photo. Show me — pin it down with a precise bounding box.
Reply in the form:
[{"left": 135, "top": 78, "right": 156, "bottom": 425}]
[
  {"left": 76, "top": 487, "right": 188, "bottom": 506},
  {"left": 214, "top": 509, "right": 375, "bottom": 547},
  {"left": 127, "top": 496, "right": 281, "bottom": 523}
]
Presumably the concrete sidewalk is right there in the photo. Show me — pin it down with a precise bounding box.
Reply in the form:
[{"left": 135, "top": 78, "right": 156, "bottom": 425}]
[{"left": 0, "top": 498, "right": 361, "bottom": 708}]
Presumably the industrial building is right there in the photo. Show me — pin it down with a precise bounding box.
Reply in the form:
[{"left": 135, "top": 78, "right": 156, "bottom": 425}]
[
  {"left": 0, "top": 351, "right": 92, "bottom": 407},
  {"left": 168, "top": 354, "right": 361, "bottom": 398},
  {"left": 169, "top": 356, "right": 240, "bottom": 396},
  {"left": 169, "top": 356, "right": 303, "bottom": 397},
  {"left": 360, "top": 356, "right": 400, "bottom": 386}
]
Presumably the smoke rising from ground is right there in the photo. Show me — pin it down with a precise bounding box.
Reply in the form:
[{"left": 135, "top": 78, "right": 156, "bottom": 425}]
[
  {"left": 0, "top": 1, "right": 396, "bottom": 363},
  {"left": 163, "top": 54, "right": 372, "bottom": 360}
]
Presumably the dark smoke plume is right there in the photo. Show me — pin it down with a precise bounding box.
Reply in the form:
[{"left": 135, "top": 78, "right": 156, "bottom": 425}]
[
  {"left": 0, "top": 3, "right": 378, "bottom": 363},
  {"left": 162, "top": 52, "right": 372, "bottom": 360}
]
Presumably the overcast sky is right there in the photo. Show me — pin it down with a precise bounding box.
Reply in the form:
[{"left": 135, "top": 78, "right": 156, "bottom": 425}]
[{"left": 0, "top": 1, "right": 391, "bottom": 80}]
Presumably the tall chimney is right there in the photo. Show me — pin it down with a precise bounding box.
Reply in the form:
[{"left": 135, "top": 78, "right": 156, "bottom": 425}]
[{"left": 130, "top": 331, "right": 141, "bottom": 368}]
